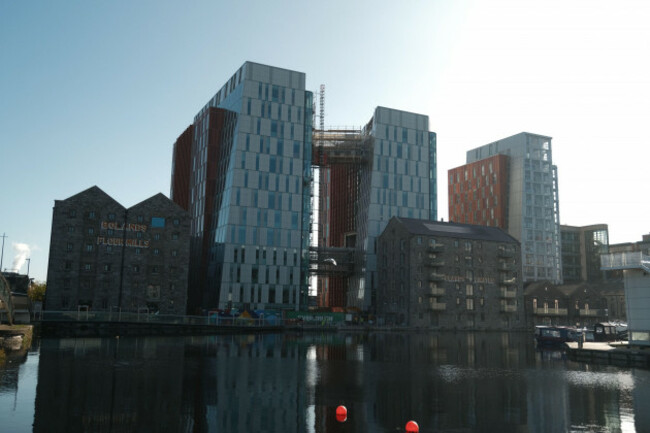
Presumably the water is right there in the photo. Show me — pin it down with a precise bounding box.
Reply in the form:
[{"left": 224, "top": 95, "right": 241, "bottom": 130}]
[{"left": 1, "top": 331, "right": 648, "bottom": 432}]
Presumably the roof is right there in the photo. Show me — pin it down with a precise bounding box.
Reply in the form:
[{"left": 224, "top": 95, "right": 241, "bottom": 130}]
[
  {"left": 390, "top": 217, "right": 519, "bottom": 244},
  {"left": 57, "top": 185, "right": 122, "bottom": 206},
  {"left": 525, "top": 280, "right": 624, "bottom": 296}
]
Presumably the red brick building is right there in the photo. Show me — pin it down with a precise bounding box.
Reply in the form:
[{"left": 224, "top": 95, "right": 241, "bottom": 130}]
[{"left": 448, "top": 154, "right": 509, "bottom": 228}]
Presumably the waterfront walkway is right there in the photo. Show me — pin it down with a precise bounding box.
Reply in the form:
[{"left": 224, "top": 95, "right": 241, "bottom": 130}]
[
  {"left": 31, "top": 310, "right": 298, "bottom": 337},
  {"left": 565, "top": 341, "right": 650, "bottom": 369}
]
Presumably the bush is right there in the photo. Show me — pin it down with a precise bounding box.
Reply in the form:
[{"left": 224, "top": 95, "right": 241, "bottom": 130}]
[{"left": 28, "top": 281, "right": 46, "bottom": 302}]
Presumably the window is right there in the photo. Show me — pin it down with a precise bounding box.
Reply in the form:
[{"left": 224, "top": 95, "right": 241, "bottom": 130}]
[
  {"left": 171, "top": 250, "right": 177, "bottom": 257},
  {"left": 137, "top": 215, "right": 144, "bottom": 223},
  {"left": 154, "top": 233, "right": 161, "bottom": 241},
  {"left": 153, "top": 248, "right": 160, "bottom": 256},
  {"left": 64, "top": 261, "right": 72, "bottom": 270},
  {"left": 147, "top": 285, "right": 160, "bottom": 300},
  {"left": 68, "top": 226, "right": 75, "bottom": 233},
  {"left": 84, "top": 263, "right": 92, "bottom": 271},
  {"left": 68, "top": 210, "right": 76, "bottom": 218},
  {"left": 173, "top": 218, "right": 180, "bottom": 226},
  {"left": 133, "top": 265, "right": 140, "bottom": 272},
  {"left": 172, "top": 232, "right": 179, "bottom": 240},
  {"left": 108, "top": 213, "right": 116, "bottom": 221},
  {"left": 151, "top": 217, "right": 165, "bottom": 228},
  {"left": 88, "top": 211, "right": 96, "bottom": 219},
  {"left": 103, "top": 264, "right": 111, "bottom": 272},
  {"left": 85, "top": 244, "right": 93, "bottom": 252},
  {"left": 87, "top": 227, "right": 94, "bottom": 235}
]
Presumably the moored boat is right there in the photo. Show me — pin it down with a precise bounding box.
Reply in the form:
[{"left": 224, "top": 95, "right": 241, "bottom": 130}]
[{"left": 534, "top": 325, "right": 581, "bottom": 347}]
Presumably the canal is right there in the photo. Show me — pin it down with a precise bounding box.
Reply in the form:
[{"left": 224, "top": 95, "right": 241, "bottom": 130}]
[{"left": 1, "top": 331, "right": 648, "bottom": 432}]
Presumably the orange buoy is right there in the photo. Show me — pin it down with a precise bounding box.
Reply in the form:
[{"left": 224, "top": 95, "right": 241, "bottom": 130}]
[
  {"left": 405, "top": 420, "right": 419, "bottom": 433},
  {"left": 336, "top": 405, "right": 347, "bottom": 422}
]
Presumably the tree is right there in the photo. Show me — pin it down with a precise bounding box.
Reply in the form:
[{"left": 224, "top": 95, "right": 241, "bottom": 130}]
[{"left": 28, "top": 281, "right": 46, "bottom": 302}]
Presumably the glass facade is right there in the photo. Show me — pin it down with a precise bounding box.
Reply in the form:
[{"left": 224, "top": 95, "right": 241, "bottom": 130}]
[
  {"left": 349, "top": 107, "right": 437, "bottom": 309},
  {"left": 185, "top": 62, "right": 311, "bottom": 311},
  {"left": 175, "top": 64, "right": 437, "bottom": 313},
  {"left": 562, "top": 224, "right": 609, "bottom": 283}
]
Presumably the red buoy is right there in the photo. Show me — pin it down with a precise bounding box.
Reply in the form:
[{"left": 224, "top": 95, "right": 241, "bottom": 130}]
[
  {"left": 405, "top": 420, "right": 419, "bottom": 433},
  {"left": 336, "top": 405, "right": 347, "bottom": 422}
]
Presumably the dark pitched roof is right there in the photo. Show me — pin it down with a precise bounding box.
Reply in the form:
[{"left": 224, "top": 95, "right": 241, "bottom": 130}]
[
  {"left": 129, "top": 192, "right": 185, "bottom": 212},
  {"left": 59, "top": 185, "right": 125, "bottom": 209},
  {"left": 391, "top": 217, "right": 519, "bottom": 244}
]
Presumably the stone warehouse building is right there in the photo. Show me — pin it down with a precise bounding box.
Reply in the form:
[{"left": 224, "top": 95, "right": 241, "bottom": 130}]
[
  {"left": 377, "top": 217, "right": 525, "bottom": 330},
  {"left": 45, "top": 186, "right": 190, "bottom": 314},
  {"left": 524, "top": 280, "right": 625, "bottom": 328}
]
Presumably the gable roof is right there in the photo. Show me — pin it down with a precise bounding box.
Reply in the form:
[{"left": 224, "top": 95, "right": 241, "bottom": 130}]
[
  {"left": 58, "top": 185, "right": 124, "bottom": 210},
  {"left": 129, "top": 193, "right": 187, "bottom": 214},
  {"left": 390, "top": 217, "right": 519, "bottom": 244}
]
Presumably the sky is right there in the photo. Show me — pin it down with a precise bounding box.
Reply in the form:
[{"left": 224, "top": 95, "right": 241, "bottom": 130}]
[{"left": 2, "top": 0, "right": 649, "bottom": 283}]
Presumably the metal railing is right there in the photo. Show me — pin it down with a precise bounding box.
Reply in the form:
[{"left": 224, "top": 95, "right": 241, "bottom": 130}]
[
  {"left": 428, "top": 302, "right": 446, "bottom": 311},
  {"left": 601, "top": 251, "right": 650, "bottom": 272},
  {"left": 37, "top": 310, "right": 289, "bottom": 327},
  {"left": 533, "top": 307, "right": 568, "bottom": 316},
  {"left": 427, "top": 287, "right": 445, "bottom": 296}
]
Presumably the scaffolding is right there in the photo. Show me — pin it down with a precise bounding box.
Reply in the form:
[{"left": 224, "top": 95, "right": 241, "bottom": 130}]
[
  {"left": 308, "top": 86, "right": 373, "bottom": 308},
  {"left": 312, "top": 128, "right": 370, "bottom": 166}
]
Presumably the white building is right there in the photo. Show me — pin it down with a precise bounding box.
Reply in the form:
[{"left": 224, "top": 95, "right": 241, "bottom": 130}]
[
  {"left": 601, "top": 252, "right": 650, "bottom": 346},
  {"left": 466, "top": 132, "right": 562, "bottom": 284}
]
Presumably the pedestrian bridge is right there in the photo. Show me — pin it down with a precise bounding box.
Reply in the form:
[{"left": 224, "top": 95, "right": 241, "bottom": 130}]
[{"left": 601, "top": 251, "right": 650, "bottom": 272}]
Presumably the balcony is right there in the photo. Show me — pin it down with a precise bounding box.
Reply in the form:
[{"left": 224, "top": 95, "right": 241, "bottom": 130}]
[
  {"left": 425, "top": 257, "right": 445, "bottom": 267},
  {"left": 429, "top": 272, "right": 445, "bottom": 281},
  {"left": 500, "top": 305, "right": 517, "bottom": 313},
  {"left": 578, "top": 308, "right": 608, "bottom": 317},
  {"left": 429, "top": 301, "right": 446, "bottom": 311},
  {"left": 428, "top": 244, "right": 444, "bottom": 252},
  {"left": 533, "top": 307, "right": 568, "bottom": 316},
  {"left": 427, "top": 287, "right": 445, "bottom": 296},
  {"left": 500, "top": 288, "right": 517, "bottom": 299},
  {"left": 497, "top": 262, "right": 515, "bottom": 272},
  {"left": 500, "top": 277, "right": 517, "bottom": 285},
  {"left": 497, "top": 247, "right": 515, "bottom": 258}
]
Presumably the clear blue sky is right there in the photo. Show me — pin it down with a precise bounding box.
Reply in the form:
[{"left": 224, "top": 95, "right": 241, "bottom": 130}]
[{"left": 2, "top": 0, "right": 649, "bottom": 282}]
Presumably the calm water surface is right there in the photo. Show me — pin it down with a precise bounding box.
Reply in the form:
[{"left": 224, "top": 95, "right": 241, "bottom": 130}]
[{"left": 1, "top": 331, "right": 648, "bottom": 432}]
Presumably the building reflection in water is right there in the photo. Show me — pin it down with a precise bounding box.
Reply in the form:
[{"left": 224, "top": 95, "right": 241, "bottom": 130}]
[{"left": 30, "top": 332, "right": 648, "bottom": 432}]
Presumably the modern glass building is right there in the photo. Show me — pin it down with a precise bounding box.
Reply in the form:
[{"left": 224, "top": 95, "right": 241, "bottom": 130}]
[
  {"left": 172, "top": 62, "right": 437, "bottom": 313},
  {"left": 465, "top": 132, "right": 562, "bottom": 284},
  {"left": 561, "top": 224, "right": 609, "bottom": 283},
  {"left": 350, "top": 107, "right": 437, "bottom": 310},
  {"left": 171, "top": 62, "right": 312, "bottom": 312}
]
